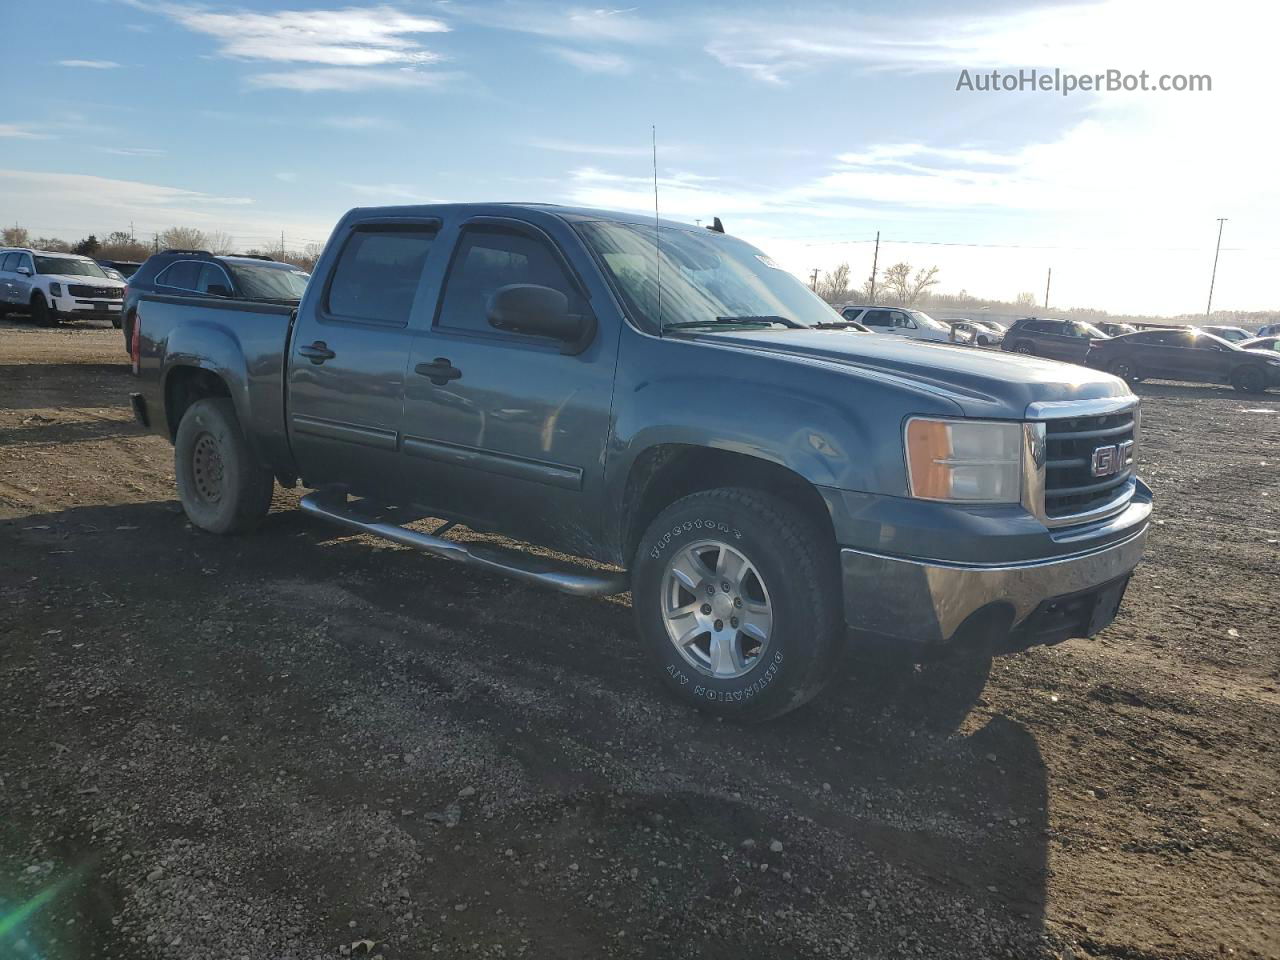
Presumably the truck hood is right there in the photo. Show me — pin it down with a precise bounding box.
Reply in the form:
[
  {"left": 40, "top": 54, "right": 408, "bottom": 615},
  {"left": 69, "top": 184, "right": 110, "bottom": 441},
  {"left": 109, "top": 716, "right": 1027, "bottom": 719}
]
[{"left": 688, "top": 328, "right": 1131, "bottom": 419}]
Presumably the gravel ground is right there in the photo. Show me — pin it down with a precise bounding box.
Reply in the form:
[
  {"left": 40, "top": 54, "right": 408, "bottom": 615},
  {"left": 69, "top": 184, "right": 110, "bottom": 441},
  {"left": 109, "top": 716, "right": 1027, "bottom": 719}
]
[{"left": 1, "top": 319, "right": 1277, "bottom": 960}]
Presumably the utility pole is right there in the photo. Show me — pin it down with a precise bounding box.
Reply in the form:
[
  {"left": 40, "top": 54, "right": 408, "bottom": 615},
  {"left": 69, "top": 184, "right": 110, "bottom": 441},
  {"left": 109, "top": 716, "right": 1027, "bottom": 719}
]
[
  {"left": 1044, "top": 267, "right": 1052, "bottom": 309},
  {"left": 280, "top": 230, "right": 286, "bottom": 257},
  {"left": 810, "top": 268, "right": 819, "bottom": 291},
  {"left": 1206, "top": 217, "right": 1227, "bottom": 318},
  {"left": 867, "top": 231, "right": 881, "bottom": 303}
]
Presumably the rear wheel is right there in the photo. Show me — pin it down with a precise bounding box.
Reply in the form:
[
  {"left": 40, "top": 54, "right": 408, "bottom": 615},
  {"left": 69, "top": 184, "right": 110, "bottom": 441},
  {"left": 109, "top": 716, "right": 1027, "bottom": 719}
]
[
  {"left": 1013, "top": 340, "right": 1035, "bottom": 355},
  {"left": 1232, "top": 365, "right": 1266, "bottom": 393},
  {"left": 30, "top": 293, "right": 54, "bottom": 327},
  {"left": 633, "top": 488, "right": 843, "bottom": 720},
  {"left": 174, "top": 398, "right": 274, "bottom": 534}
]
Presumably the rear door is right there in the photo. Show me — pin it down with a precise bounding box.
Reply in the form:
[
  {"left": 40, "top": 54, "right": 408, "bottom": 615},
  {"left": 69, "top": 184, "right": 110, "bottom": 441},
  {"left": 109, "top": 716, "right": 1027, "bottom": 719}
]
[
  {"left": 861, "top": 309, "right": 895, "bottom": 333},
  {"left": 1168, "top": 332, "right": 1232, "bottom": 383},
  {"left": 286, "top": 220, "right": 439, "bottom": 497},
  {"left": 397, "top": 215, "right": 617, "bottom": 552}
]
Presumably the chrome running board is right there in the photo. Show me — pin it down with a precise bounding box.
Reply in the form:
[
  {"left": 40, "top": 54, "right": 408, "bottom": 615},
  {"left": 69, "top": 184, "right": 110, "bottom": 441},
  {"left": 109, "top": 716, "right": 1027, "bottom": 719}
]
[{"left": 299, "top": 491, "right": 629, "bottom": 598}]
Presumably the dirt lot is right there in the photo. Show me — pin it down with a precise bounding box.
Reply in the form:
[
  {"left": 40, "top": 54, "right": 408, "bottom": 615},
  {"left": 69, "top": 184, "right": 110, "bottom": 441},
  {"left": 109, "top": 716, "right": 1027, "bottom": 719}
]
[{"left": 1, "top": 319, "right": 1277, "bottom": 960}]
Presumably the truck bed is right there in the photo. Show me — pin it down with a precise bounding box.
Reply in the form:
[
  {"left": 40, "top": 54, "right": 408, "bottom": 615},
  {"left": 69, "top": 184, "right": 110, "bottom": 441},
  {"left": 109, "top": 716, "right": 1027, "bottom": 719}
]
[{"left": 131, "top": 293, "right": 298, "bottom": 475}]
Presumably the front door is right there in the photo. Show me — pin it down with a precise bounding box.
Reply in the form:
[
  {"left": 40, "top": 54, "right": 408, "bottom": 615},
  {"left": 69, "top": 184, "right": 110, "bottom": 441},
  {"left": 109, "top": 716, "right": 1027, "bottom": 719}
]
[
  {"left": 286, "top": 221, "right": 439, "bottom": 497},
  {"left": 398, "top": 217, "right": 617, "bottom": 553}
]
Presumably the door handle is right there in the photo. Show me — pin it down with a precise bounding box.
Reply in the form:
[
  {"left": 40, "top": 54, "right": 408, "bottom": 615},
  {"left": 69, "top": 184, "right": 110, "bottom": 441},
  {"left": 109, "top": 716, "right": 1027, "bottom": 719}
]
[
  {"left": 298, "top": 341, "right": 336, "bottom": 364},
  {"left": 415, "top": 357, "right": 462, "bottom": 385}
]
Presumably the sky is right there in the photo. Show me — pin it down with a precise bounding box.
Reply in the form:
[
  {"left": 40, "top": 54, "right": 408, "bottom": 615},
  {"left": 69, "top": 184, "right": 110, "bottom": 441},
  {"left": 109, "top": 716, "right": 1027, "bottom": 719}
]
[{"left": 1, "top": 0, "right": 1276, "bottom": 316}]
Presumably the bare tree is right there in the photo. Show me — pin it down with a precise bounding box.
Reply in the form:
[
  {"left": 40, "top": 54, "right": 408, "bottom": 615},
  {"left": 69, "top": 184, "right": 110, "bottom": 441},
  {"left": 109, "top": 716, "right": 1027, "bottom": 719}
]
[
  {"left": 906, "top": 265, "right": 940, "bottom": 305},
  {"left": 205, "top": 231, "right": 236, "bottom": 255},
  {"left": 882, "top": 263, "right": 912, "bottom": 304},
  {"left": 33, "top": 236, "right": 72, "bottom": 252},
  {"left": 159, "top": 226, "right": 208, "bottom": 251},
  {"left": 816, "top": 262, "right": 851, "bottom": 304},
  {"left": 98, "top": 231, "right": 151, "bottom": 262},
  {"left": 2, "top": 225, "right": 30, "bottom": 247},
  {"left": 1014, "top": 291, "right": 1037, "bottom": 308},
  {"left": 882, "top": 262, "right": 940, "bottom": 306}
]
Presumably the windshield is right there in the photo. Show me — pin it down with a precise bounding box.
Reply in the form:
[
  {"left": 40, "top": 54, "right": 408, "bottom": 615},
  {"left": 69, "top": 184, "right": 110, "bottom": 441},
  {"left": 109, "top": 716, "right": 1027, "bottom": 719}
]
[
  {"left": 906, "top": 309, "right": 950, "bottom": 332},
  {"left": 34, "top": 256, "right": 108, "bottom": 278},
  {"left": 1209, "top": 327, "right": 1249, "bottom": 341},
  {"left": 576, "top": 221, "right": 840, "bottom": 330},
  {"left": 227, "top": 262, "right": 310, "bottom": 301}
]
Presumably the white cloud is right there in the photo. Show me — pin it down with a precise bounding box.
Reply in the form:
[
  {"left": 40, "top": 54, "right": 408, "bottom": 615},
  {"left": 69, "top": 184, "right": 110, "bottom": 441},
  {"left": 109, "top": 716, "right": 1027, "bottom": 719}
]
[
  {"left": 275, "top": 172, "right": 298, "bottom": 182},
  {"left": 527, "top": 137, "right": 652, "bottom": 157},
  {"left": 447, "top": 2, "right": 659, "bottom": 43},
  {"left": 0, "top": 168, "right": 334, "bottom": 246},
  {"left": 247, "top": 67, "right": 447, "bottom": 91},
  {"left": 342, "top": 182, "right": 440, "bottom": 203},
  {"left": 0, "top": 124, "right": 55, "bottom": 140},
  {"left": 99, "top": 146, "right": 166, "bottom": 157},
  {"left": 547, "top": 46, "right": 630, "bottom": 74},
  {"left": 161, "top": 5, "right": 448, "bottom": 66},
  {"left": 57, "top": 59, "right": 122, "bottom": 69}
]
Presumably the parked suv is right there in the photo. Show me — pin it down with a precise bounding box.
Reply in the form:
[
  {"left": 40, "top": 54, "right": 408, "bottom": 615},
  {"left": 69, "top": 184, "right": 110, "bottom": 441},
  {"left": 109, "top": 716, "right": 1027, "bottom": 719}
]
[
  {"left": 1086, "top": 329, "right": 1280, "bottom": 393},
  {"left": 0, "top": 248, "right": 126, "bottom": 326},
  {"left": 838, "top": 305, "right": 954, "bottom": 343},
  {"left": 121, "top": 250, "right": 310, "bottom": 350},
  {"left": 1000, "top": 317, "right": 1108, "bottom": 363}
]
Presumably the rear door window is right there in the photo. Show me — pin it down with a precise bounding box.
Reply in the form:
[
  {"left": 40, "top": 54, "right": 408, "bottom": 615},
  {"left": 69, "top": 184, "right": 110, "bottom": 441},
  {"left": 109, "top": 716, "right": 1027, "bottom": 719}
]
[
  {"left": 862, "top": 310, "right": 893, "bottom": 327},
  {"left": 436, "top": 225, "right": 585, "bottom": 338},
  {"left": 326, "top": 227, "right": 436, "bottom": 325},
  {"left": 196, "top": 263, "right": 233, "bottom": 295},
  {"left": 0, "top": 253, "right": 16, "bottom": 272}
]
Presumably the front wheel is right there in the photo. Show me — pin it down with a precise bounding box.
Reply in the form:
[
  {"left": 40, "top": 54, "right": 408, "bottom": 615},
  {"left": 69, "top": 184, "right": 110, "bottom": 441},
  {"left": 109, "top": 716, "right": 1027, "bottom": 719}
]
[
  {"left": 633, "top": 488, "right": 843, "bottom": 720},
  {"left": 174, "top": 398, "right": 274, "bottom": 534},
  {"left": 30, "top": 293, "right": 54, "bottom": 327},
  {"left": 1232, "top": 365, "right": 1266, "bottom": 393}
]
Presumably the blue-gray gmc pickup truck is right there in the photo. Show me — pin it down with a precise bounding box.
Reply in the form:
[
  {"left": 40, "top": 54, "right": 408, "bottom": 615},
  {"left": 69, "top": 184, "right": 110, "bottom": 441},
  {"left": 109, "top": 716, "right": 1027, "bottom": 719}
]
[{"left": 129, "top": 203, "right": 1151, "bottom": 719}]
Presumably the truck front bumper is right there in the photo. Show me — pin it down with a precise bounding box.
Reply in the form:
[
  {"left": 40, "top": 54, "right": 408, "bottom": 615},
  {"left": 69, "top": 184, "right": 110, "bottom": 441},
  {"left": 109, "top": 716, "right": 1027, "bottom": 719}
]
[{"left": 840, "top": 501, "right": 1149, "bottom": 650}]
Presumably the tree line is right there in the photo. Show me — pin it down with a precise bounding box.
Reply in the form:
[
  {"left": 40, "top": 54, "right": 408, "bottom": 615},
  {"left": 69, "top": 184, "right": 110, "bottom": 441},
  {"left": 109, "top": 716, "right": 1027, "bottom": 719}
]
[
  {"left": 814, "top": 260, "right": 941, "bottom": 307},
  {"left": 1, "top": 225, "right": 323, "bottom": 272}
]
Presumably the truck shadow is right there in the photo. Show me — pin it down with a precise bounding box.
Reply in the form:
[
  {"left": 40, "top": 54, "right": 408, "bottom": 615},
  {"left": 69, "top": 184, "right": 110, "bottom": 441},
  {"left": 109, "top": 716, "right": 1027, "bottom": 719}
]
[{"left": 2, "top": 498, "right": 1049, "bottom": 957}]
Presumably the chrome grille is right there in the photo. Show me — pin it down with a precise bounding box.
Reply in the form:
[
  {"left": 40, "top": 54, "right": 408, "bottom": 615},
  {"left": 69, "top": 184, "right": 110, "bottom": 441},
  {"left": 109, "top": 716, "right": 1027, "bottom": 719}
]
[
  {"left": 69, "top": 285, "right": 123, "bottom": 299},
  {"left": 1042, "top": 408, "right": 1136, "bottom": 521}
]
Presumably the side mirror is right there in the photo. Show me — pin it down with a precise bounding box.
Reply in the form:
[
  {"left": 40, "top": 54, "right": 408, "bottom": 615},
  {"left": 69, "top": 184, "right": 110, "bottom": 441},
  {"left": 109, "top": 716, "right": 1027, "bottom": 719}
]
[
  {"left": 16, "top": 267, "right": 32, "bottom": 277},
  {"left": 206, "top": 283, "right": 232, "bottom": 297},
  {"left": 487, "top": 283, "right": 595, "bottom": 355}
]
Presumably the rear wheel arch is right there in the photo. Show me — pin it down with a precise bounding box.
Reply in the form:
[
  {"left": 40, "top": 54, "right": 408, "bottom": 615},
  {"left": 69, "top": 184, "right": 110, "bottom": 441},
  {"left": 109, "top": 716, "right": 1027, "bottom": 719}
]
[
  {"left": 164, "top": 365, "right": 233, "bottom": 440},
  {"left": 620, "top": 444, "right": 838, "bottom": 568}
]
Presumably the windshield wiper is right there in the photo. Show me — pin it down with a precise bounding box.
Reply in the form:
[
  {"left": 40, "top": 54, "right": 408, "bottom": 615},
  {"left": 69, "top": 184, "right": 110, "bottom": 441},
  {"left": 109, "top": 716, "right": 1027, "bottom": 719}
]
[
  {"left": 665, "top": 315, "right": 803, "bottom": 331},
  {"left": 812, "top": 321, "right": 860, "bottom": 330}
]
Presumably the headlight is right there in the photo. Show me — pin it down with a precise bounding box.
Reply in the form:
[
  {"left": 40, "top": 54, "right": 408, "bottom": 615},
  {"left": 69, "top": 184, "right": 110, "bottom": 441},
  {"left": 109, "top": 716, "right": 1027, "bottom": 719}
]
[
  {"left": 49, "top": 282, "right": 63, "bottom": 297},
  {"left": 905, "top": 418, "right": 1023, "bottom": 503}
]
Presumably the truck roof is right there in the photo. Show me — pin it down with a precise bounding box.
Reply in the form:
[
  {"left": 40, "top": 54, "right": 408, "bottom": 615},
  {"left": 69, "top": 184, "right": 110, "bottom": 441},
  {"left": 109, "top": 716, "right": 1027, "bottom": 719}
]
[{"left": 342, "top": 202, "right": 703, "bottom": 232}]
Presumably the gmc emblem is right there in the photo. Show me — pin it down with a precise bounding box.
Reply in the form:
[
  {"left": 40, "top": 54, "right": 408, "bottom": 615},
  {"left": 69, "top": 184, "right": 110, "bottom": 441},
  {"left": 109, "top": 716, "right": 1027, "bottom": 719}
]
[{"left": 1091, "top": 440, "right": 1133, "bottom": 477}]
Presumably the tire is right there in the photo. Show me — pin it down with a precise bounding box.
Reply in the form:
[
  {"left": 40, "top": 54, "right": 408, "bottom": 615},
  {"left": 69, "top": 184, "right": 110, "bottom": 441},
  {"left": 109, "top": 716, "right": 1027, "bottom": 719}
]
[
  {"left": 30, "top": 293, "right": 54, "bottom": 327},
  {"left": 122, "top": 311, "right": 135, "bottom": 354},
  {"left": 1108, "top": 358, "right": 1139, "bottom": 383},
  {"left": 632, "top": 487, "right": 843, "bottom": 720},
  {"left": 977, "top": 335, "right": 990, "bottom": 347},
  {"left": 174, "top": 398, "right": 274, "bottom": 534},
  {"left": 111, "top": 316, "right": 122, "bottom": 329},
  {"left": 1013, "top": 340, "right": 1036, "bottom": 355},
  {"left": 1231, "top": 365, "right": 1266, "bottom": 393}
]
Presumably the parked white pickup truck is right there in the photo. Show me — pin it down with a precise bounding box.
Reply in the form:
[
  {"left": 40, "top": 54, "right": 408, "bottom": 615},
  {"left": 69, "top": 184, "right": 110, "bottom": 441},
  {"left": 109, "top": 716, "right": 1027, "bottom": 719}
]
[
  {"left": 837, "top": 304, "right": 956, "bottom": 343},
  {"left": 0, "top": 248, "right": 127, "bottom": 327}
]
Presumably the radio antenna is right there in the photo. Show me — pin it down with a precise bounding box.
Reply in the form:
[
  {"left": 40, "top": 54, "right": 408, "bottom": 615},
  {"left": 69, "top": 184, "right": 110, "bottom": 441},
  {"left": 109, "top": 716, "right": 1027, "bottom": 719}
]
[{"left": 652, "top": 124, "right": 663, "bottom": 335}]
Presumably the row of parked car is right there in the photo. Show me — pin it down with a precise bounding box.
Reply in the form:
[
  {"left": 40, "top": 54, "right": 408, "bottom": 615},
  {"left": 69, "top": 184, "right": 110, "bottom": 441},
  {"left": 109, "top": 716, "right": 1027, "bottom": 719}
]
[
  {"left": 831, "top": 303, "right": 1280, "bottom": 394},
  {"left": 0, "top": 246, "right": 309, "bottom": 333}
]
